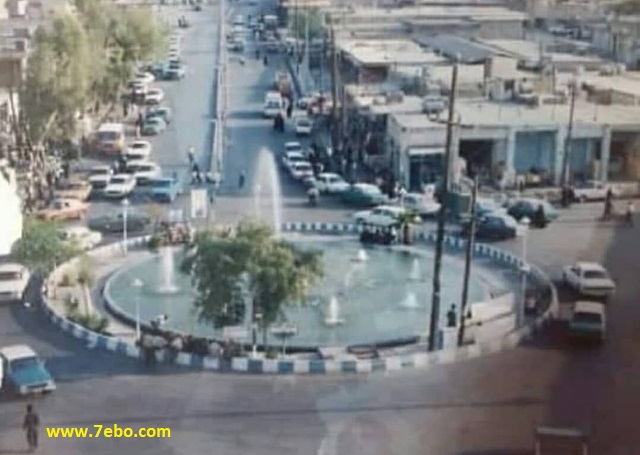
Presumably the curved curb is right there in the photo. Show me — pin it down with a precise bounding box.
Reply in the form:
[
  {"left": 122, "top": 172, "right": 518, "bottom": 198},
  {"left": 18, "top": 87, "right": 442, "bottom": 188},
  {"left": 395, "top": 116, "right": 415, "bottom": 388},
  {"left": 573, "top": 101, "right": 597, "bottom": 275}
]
[{"left": 42, "top": 222, "right": 557, "bottom": 374}]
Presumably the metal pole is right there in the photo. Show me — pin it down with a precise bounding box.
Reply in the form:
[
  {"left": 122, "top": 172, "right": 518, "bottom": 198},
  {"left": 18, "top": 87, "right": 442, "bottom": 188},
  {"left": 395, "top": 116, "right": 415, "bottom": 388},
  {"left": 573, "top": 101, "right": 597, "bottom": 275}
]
[
  {"left": 122, "top": 199, "right": 129, "bottom": 253},
  {"left": 428, "top": 62, "right": 458, "bottom": 352},
  {"left": 519, "top": 219, "right": 531, "bottom": 326},
  {"left": 458, "top": 176, "right": 478, "bottom": 347},
  {"left": 561, "top": 81, "right": 577, "bottom": 207},
  {"left": 329, "top": 23, "right": 339, "bottom": 161},
  {"left": 135, "top": 293, "right": 140, "bottom": 341}
]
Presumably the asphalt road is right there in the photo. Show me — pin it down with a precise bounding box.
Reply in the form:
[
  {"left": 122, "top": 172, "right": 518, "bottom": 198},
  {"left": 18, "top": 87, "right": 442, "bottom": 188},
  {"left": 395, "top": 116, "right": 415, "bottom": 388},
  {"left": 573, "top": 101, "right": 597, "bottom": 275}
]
[{"left": 1, "top": 2, "right": 639, "bottom": 454}]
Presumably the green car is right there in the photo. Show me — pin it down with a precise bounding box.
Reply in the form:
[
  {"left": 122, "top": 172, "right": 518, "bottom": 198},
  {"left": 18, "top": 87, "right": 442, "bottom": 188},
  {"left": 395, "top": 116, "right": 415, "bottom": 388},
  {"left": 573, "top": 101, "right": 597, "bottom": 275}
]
[
  {"left": 146, "top": 106, "right": 172, "bottom": 125},
  {"left": 141, "top": 117, "right": 167, "bottom": 136},
  {"left": 341, "top": 183, "right": 388, "bottom": 207}
]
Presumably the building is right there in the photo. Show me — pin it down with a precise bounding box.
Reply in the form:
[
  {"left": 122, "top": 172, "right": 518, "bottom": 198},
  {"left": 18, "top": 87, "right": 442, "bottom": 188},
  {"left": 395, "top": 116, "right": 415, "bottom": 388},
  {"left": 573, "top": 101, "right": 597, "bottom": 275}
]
[
  {"left": 387, "top": 96, "right": 640, "bottom": 192},
  {"left": 0, "top": 163, "right": 22, "bottom": 255}
]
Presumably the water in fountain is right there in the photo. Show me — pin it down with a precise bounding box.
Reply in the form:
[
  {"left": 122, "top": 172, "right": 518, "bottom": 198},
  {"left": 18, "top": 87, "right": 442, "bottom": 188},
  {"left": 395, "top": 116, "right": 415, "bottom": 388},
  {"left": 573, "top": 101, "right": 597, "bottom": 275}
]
[
  {"left": 157, "top": 247, "right": 179, "bottom": 294},
  {"left": 324, "top": 295, "right": 345, "bottom": 326},
  {"left": 253, "top": 148, "right": 283, "bottom": 235},
  {"left": 399, "top": 291, "right": 419, "bottom": 309},
  {"left": 409, "top": 258, "right": 421, "bottom": 281},
  {"left": 353, "top": 249, "right": 368, "bottom": 262}
]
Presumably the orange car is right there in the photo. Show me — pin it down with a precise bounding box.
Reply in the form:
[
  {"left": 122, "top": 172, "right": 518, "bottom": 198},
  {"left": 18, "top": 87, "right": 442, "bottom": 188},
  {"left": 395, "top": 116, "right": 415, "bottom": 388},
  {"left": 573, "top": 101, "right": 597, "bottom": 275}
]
[
  {"left": 37, "top": 199, "right": 89, "bottom": 222},
  {"left": 55, "top": 179, "right": 92, "bottom": 201}
]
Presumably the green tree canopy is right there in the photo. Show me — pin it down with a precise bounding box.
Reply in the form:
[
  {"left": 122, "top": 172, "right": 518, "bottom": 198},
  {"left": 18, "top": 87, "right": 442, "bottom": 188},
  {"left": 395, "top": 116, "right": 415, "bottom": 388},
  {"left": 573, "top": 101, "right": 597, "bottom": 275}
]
[
  {"left": 21, "top": 0, "right": 167, "bottom": 144},
  {"left": 12, "top": 217, "right": 82, "bottom": 272},
  {"left": 180, "top": 222, "right": 324, "bottom": 334},
  {"left": 289, "top": 8, "right": 324, "bottom": 41}
]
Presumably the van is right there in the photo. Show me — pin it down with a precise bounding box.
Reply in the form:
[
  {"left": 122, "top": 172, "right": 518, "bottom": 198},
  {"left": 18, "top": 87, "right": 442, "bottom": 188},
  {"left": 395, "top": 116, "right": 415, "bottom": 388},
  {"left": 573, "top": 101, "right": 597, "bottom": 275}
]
[
  {"left": 94, "top": 123, "right": 125, "bottom": 155},
  {"left": 263, "top": 91, "right": 284, "bottom": 118}
]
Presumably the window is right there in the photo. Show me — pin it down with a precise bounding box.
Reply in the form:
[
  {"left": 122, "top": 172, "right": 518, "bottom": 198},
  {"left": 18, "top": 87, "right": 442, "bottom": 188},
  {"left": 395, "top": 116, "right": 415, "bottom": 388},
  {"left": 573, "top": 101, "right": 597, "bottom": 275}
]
[
  {"left": 583, "top": 270, "right": 608, "bottom": 280},
  {"left": 0, "top": 271, "right": 21, "bottom": 281},
  {"left": 573, "top": 312, "right": 602, "bottom": 325}
]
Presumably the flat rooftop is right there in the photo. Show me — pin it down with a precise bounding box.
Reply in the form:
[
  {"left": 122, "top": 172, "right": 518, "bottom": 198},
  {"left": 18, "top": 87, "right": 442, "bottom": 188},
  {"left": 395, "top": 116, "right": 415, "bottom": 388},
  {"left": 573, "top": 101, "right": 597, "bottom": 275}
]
[
  {"left": 338, "top": 39, "right": 446, "bottom": 66},
  {"left": 392, "top": 99, "right": 640, "bottom": 129},
  {"left": 482, "top": 39, "right": 606, "bottom": 66},
  {"left": 336, "top": 6, "right": 529, "bottom": 21},
  {"left": 416, "top": 34, "right": 507, "bottom": 63},
  {"left": 353, "top": 94, "right": 425, "bottom": 115},
  {"left": 425, "top": 63, "right": 536, "bottom": 87},
  {"left": 561, "top": 71, "right": 640, "bottom": 98}
]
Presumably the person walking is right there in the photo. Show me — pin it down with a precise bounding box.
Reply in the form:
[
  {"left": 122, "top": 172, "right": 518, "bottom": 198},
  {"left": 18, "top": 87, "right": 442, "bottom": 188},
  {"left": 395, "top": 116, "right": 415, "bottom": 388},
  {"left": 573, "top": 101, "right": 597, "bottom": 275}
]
[
  {"left": 23, "top": 404, "right": 40, "bottom": 452},
  {"left": 238, "top": 169, "right": 246, "bottom": 189},
  {"left": 626, "top": 200, "right": 635, "bottom": 227},
  {"left": 187, "top": 146, "right": 195, "bottom": 167},
  {"left": 603, "top": 188, "right": 614, "bottom": 220}
]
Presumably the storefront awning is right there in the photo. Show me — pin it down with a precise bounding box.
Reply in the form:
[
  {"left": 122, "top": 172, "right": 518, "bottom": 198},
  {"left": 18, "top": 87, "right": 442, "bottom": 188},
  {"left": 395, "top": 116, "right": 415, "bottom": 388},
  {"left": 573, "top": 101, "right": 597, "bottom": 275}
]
[{"left": 408, "top": 147, "right": 445, "bottom": 156}]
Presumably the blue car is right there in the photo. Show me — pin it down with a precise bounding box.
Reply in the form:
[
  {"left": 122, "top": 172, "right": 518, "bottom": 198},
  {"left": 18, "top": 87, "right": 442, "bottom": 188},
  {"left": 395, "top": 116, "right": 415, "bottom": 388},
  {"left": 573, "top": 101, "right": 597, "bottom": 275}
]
[
  {"left": 1, "top": 345, "right": 55, "bottom": 395},
  {"left": 146, "top": 106, "right": 172, "bottom": 125},
  {"left": 462, "top": 212, "right": 518, "bottom": 241},
  {"left": 507, "top": 198, "right": 559, "bottom": 223},
  {"left": 141, "top": 117, "right": 167, "bottom": 136},
  {"left": 341, "top": 183, "right": 388, "bottom": 207},
  {"left": 150, "top": 176, "right": 182, "bottom": 203}
]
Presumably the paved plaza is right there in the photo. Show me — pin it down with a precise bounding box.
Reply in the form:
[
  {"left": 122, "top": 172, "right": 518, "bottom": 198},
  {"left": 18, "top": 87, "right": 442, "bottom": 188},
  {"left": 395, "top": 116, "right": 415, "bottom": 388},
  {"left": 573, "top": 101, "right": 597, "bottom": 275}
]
[{"left": 0, "top": 1, "right": 639, "bottom": 454}]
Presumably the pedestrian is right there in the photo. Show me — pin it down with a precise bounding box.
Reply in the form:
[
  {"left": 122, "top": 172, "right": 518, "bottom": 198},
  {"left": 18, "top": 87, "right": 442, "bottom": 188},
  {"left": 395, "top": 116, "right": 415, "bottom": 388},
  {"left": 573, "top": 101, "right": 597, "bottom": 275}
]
[
  {"left": 603, "top": 188, "right": 614, "bottom": 220},
  {"left": 446, "top": 304, "right": 457, "bottom": 328},
  {"left": 263, "top": 55, "right": 268, "bottom": 66},
  {"left": 23, "top": 404, "right": 40, "bottom": 452},
  {"left": 238, "top": 169, "right": 246, "bottom": 188},
  {"left": 286, "top": 102, "right": 293, "bottom": 119},
  {"left": 137, "top": 112, "right": 144, "bottom": 128},
  {"left": 187, "top": 147, "right": 195, "bottom": 166},
  {"left": 626, "top": 200, "right": 634, "bottom": 227}
]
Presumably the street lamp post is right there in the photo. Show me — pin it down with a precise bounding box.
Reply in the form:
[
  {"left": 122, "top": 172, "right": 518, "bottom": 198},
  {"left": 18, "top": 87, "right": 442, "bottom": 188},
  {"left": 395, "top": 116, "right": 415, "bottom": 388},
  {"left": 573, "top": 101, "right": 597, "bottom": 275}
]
[
  {"left": 121, "top": 198, "right": 130, "bottom": 253},
  {"left": 252, "top": 312, "right": 262, "bottom": 358},
  {"left": 519, "top": 217, "right": 531, "bottom": 326},
  {"left": 132, "top": 278, "right": 144, "bottom": 342}
]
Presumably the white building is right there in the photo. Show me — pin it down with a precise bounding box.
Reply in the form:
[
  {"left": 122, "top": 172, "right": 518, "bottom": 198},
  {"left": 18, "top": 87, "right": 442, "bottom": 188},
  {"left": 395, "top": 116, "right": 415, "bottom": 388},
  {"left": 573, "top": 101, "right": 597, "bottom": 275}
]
[{"left": 0, "top": 164, "right": 22, "bottom": 256}]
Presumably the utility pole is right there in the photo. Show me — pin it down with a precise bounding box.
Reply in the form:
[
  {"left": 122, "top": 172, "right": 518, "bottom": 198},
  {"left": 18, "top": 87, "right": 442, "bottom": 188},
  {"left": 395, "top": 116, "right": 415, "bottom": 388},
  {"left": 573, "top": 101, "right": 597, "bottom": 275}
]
[
  {"left": 560, "top": 81, "right": 577, "bottom": 207},
  {"left": 329, "top": 23, "right": 339, "bottom": 165},
  {"left": 428, "top": 62, "right": 458, "bottom": 352},
  {"left": 294, "top": 0, "right": 299, "bottom": 73},
  {"left": 458, "top": 176, "right": 478, "bottom": 347}
]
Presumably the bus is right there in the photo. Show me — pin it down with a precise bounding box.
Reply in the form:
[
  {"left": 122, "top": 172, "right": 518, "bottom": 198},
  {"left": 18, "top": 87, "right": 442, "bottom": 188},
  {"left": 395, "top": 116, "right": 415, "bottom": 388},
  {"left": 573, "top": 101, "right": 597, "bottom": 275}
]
[{"left": 94, "top": 123, "right": 126, "bottom": 155}]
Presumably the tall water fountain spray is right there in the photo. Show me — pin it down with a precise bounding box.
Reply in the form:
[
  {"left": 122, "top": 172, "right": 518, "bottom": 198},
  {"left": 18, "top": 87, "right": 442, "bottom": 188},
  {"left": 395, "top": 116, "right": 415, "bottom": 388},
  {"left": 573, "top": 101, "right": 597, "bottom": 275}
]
[
  {"left": 157, "top": 247, "right": 179, "bottom": 294},
  {"left": 399, "top": 291, "right": 419, "bottom": 309},
  {"left": 325, "top": 296, "right": 345, "bottom": 326},
  {"left": 409, "top": 258, "right": 421, "bottom": 281},
  {"left": 253, "top": 148, "right": 283, "bottom": 235}
]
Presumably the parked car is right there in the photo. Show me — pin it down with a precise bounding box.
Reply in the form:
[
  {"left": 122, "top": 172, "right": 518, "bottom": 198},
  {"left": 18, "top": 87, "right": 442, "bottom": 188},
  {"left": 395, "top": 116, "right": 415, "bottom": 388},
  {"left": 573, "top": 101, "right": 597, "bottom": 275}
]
[
  {"left": 313, "top": 172, "right": 350, "bottom": 194},
  {"left": 150, "top": 176, "right": 182, "bottom": 203},
  {"left": 145, "top": 88, "right": 164, "bottom": 105},
  {"left": 289, "top": 161, "right": 314, "bottom": 180},
  {"left": 133, "top": 71, "right": 155, "bottom": 85},
  {"left": 294, "top": 116, "right": 313, "bottom": 136},
  {"left": 400, "top": 192, "right": 441, "bottom": 218},
  {"left": 284, "top": 141, "right": 303, "bottom": 154},
  {"left": 88, "top": 165, "right": 113, "bottom": 190},
  {"left": 146, "top": 106, "right": 172, "bottom": 125},
  {"left": 0, "top": 263, "right": 29, "bottom": 303},
  {"left": 570, "top": 180, "right": 619, "bottom": 202},
  {"left": 353, "top": 205, "right": 407, "bottom": 227},
  {"left": 461, "top": 212, "right": 518, "bottom": 241},
  {"left": 141, "top": 117, "right": 167, "bottom": 136},
  {"left": 103, "top": 173, "right": 136, "bottom": 199},
  {"left": 281, "top": 151, "right": 306, "bottom": 170},
  {"left": 507, "top": 198, "right": 558, "bottom": 223},
  {"left": 146, "top": 62, "right": 167, "bottom": 79},
  {"left": 54, "top": 179, "right": 92, "bottom": 201},
  {"left": 164, "top": 60, "right": 186, "bottom": 80},
  {"left": 569, "top": 300, "right": 606, "bottom": 343},
  {"left": 475, "top": 197, "right": 503, "bottom": 217},
  {"left": 37, "top": 199, "right": 89, "bottom": 221},
  {"left": 126, "top": 140, "right": 152, "bottom": 160},
  {"left": 0, "top": 345, "right": 56, "bottom": 395},
  {"left": 342, "top": 183, "right": 388, "bottom": 207},
  {"left": 88, "top": 212, "right": 151, "bottom": 234},
  {"left": 60, "top": 226, "right": 103, "bottom": 251},
  {"left": 562, "top": 261, "right": 616, "bottom": 298},
  {"left": 132, "top": 162, "right": 162, "bottom": 185}
]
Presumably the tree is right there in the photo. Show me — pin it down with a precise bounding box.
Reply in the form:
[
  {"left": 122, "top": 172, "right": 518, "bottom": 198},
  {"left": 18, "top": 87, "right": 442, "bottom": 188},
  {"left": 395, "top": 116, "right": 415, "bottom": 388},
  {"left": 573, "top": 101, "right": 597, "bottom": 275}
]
[
  {"left": 180, "top": 222, "right": 323, "bottom": 348},
  {"left": 289, "top": 8, "right": 325, "bottom": 41},
  {"left": 76, "top": 254, "right": 96, "bottom": 316},
  {"left": 11, "top": 217, "right": 82, "bottom": 273}
]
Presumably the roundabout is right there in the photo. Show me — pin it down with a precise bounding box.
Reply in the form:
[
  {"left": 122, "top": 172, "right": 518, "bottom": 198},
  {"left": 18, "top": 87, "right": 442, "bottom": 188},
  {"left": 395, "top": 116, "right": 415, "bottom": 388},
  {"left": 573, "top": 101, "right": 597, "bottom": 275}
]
[{"left": 43, "top": 221, "right": 556, "bottom": 374}]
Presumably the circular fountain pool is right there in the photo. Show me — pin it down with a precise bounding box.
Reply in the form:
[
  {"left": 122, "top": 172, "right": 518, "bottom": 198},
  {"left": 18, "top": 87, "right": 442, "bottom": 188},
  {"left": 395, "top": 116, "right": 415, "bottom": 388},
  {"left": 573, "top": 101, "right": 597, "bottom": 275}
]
[{"left": 105, "top": 235, "right": 497, "bottom": 348}]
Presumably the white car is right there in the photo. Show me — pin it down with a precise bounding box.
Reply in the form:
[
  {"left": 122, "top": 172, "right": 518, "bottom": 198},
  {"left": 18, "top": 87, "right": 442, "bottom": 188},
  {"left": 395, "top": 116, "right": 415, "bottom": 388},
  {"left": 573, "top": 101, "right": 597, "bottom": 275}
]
[
  {"left": 569, "top": 300, "right": 606, "bottom": 343},
  {"left": 133, "top": 162, "right": 162, "bottom": 185},
  {"left": 145, "top": 88, "right": 164, "bottom": 105},
  {"left": 294, "top": 116, "right": 313, "bottom": 136},
  {"left": 60, "top": 226, "right": 103, "bottom": 251},
  {"left": 125, "top": 140, "right": 152, "bottom": 160},
  {"left": 0, "top": 263, "right": 29, "bottom": 303},
  {"left": 400, "top": 192, "right": 441, "bottom": 218},
  {"left": 289, "top": 161, "right": 314, "bottom": 180},
  {"left": 284, "top": 141, "right": 303, "bottom": 154},
  {"left": 314, "top": 173, "right": 349, "bottom": 194},
  {"left": 282, "top": 151, "right": 306, "bottom": 170},
  {"left": 134, "top": 71, "right": 155, "bottom": 85},
  {"left": 88, "top": 165, "right": 113, "bottom": 189},
  {"left": 562, "top": 262, "right": 616, "bottom": 298},
  {"left": 353, "top": 205, "right": 407, "bottom": 227},
  {"left": 104, "top": 173, "right": 136, "bottom": 198},
  {"left": 571, "top": 180, "right": 619, "bottom": 202}
]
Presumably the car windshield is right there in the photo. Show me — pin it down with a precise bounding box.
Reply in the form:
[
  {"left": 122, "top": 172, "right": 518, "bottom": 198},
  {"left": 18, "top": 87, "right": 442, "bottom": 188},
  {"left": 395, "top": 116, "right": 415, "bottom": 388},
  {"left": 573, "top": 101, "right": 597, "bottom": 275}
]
[
  {"left": 10, "top": 356, "right": 40, "bottom": 371},
  {"left": 153, "top": 180, "right": 172, "bottom": 188},
  {"left": 573, "top": 312, "right": 602, "bottom": 325},
  {"left": 297, "top": 119, "right": 311, "bottom": 126},
  {"left": 91, "top": 168, "right": 109, "bottom": 176},
  {"left": 131, "top": 143, "right": 147, "bottom": 149},
  {"left": 294, "top": 164, "right": 311, "bottom": 171},
  {"left": 0, "top": 271, "right": 22, "bottom": 280},
  {"left": 584, "top": 270, "right": 609, "bottom": 279},
  {"left": 111, "top": 177, "right": 127, "bottom": 184}
]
